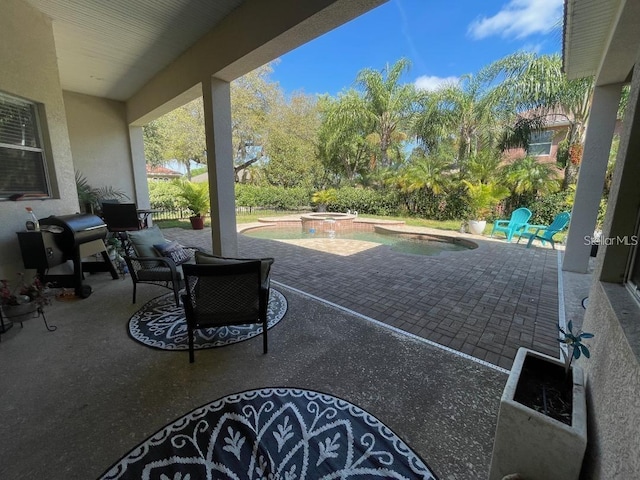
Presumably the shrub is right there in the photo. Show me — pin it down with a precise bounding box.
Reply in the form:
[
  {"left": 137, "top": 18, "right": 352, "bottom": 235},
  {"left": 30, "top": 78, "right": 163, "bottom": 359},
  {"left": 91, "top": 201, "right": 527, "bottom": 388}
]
[
  {"left": 328, "top": 187, "right": 399, "bottom": 216},
  {"left": 235, "top": 184, "right": 312, "bottom": 210},
  {"left": 397, "top": 187, "right": 470, "bottom": 221},
  {"left": 528, "top": 191, "right": 569, "bottom": 224},
  {"left": 148, "top": 180, "right": 185, "bottom": 210}
]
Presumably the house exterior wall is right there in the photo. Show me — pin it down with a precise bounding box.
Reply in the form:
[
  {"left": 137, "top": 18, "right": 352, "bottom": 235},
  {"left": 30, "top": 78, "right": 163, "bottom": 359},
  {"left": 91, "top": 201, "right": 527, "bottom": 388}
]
[
  {"left": 0, "top": 0, "right": 78, "bottom": 278},
  {"left": 501, "top": 125, "right": 568, "bottom": 163},
  {"left": 63, "top": 91, "right": 136, "bottom": 201},
  {"left": 579, "top": 51, "right": 640, "bottom": 479}
]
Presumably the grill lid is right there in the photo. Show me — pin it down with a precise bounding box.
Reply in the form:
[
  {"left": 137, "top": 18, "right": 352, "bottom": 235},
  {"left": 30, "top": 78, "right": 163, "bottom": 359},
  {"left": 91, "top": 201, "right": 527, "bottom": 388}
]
[{"left": 39, "top": 214, "right": 107, "bottom": 251}]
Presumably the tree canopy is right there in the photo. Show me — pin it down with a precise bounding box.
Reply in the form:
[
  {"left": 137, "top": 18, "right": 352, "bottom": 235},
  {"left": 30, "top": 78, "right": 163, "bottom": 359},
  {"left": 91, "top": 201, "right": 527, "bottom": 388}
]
[{"left": 143, "top": 51, "right": 612, "bottom": 222}]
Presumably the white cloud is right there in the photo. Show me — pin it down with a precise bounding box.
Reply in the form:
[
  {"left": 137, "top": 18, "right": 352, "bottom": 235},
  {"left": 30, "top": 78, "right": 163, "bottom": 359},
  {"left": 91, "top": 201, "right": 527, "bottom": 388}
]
[
  {"left": 468, "top": 0, "right": 563, "bottom": 40},
  {"left": 414, "top": 75, "right": 459, "bottom": 91}
]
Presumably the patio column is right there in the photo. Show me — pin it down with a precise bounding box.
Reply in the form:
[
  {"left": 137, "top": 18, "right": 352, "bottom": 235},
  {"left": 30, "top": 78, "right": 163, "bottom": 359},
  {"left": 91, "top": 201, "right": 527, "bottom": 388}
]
[
  {"left": 129, "top": 126, "right": 151, "bottom": 210},
  {"left": 202, "top": 76, "right": 238, "bottom": 256},
  {"left": 563, "top": 84, "right": 623, "bottom": 273}
]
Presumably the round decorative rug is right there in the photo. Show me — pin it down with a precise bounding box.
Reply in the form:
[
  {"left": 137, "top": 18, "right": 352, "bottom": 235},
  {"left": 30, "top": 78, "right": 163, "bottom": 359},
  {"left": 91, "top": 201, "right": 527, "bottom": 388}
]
[
  {"left": 128, "top": 289, "right": 287, "bottom": 350},
  {"left": 99, "top": 388, "right": 438, "bottom": 479}
]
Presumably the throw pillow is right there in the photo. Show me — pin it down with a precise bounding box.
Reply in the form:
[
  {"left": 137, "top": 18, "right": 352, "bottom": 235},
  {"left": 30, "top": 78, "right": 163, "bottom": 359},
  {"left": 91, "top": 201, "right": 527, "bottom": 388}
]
[
  {"left": 127, "top": 226, "right": 166, "bottom": 258},
  {"left": 154, "top": 241, "right": 193, "bottom": 266}
]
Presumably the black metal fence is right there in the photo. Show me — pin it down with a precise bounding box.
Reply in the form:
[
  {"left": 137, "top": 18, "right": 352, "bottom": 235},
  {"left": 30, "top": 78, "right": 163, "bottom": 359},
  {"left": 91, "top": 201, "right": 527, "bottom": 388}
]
[{"left": 150, "top": 206, "right": 311, "bottom": 222}]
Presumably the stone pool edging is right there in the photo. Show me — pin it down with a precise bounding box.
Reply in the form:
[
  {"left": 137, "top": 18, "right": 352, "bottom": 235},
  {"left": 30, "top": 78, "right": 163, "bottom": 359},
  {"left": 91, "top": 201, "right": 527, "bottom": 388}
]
[{"left": 237, "top": 215, "right": 479, "bottom": 252}]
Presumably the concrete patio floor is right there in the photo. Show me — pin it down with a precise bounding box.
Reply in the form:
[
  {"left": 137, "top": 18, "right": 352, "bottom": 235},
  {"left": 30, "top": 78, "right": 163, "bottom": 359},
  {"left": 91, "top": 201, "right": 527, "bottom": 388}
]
[
  {"left": 1, "top": 273, "right": 505, "bottom": 480},
  {"left": 0, "top": 223, "right": 592, "bottom": 480}
]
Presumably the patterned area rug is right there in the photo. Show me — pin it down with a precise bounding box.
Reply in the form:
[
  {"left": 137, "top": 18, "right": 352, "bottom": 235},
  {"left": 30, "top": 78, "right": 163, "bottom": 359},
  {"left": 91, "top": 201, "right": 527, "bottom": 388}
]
[
  {"left": 99, "top": 388, "right": 438, "bottom": 479},
  {"left": 128, "top": 289, "right": 287, "bottom": 350}
]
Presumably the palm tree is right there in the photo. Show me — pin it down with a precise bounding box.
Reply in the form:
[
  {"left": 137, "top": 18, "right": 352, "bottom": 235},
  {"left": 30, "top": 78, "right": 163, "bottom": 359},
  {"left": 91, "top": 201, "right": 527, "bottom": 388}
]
[
  {"left": 465, "top": 150, "right": 504, "bottom": 184},
  {"left": 482, "top": 52, "right": 594, "bottom": 188},
  {"left": 413, "top": 74, "right": 508, "bottom": 173},
  {"left": 394, "top": 151, "right": 451, "bottom": 195},
  {"left": 353, "top": 58, "right": 417, "bottom": 169},
  {"left": 389, "top": 149, "right": 452, "bottom": 214},
  {"left": 504, "top": 156, "right": 562, "bottom": 206},
  {"left": 318, "top": 91, "right": 372, "bottom": 183}
]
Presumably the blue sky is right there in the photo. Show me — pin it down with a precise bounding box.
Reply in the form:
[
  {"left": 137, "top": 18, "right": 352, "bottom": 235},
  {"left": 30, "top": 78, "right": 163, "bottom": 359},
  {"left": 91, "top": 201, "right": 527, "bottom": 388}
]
[{"left": 271, "top": 0, "right": 564, "bottom": 96}]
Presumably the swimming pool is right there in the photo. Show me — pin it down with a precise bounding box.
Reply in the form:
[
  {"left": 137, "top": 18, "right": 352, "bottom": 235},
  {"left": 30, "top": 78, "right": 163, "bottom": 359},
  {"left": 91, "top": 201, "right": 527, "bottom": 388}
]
[{"left": 242, "top": 226, "right": 475, "bottom": 256}]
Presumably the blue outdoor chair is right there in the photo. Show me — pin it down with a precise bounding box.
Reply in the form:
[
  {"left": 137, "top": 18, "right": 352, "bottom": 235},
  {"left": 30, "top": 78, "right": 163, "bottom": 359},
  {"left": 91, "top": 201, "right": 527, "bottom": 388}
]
[
  {"left": 517, "top": 212, "right": 571, "bottom": 249},
  {"left": 490, "top": 207, "right": 532, "bottom": 242}
]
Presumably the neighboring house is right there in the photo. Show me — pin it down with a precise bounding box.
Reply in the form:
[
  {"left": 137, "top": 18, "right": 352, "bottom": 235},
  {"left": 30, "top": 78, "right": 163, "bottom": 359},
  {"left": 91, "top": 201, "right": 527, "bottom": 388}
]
[
  {"left": 502, "top": 112, "right": 573, "bottom": 164},
  {"left": 146, "top": 165, "right": 182, "bottom": 181},
  {"left": 503, "top": 110, "right": 623, "bottom": 164}
]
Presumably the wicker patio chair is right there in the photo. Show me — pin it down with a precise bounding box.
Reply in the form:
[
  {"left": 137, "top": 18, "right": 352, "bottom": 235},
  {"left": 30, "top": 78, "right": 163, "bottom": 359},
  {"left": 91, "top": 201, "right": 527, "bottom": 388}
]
[{"left": 181, "top": 259, "right": 272, "bottom": 363}]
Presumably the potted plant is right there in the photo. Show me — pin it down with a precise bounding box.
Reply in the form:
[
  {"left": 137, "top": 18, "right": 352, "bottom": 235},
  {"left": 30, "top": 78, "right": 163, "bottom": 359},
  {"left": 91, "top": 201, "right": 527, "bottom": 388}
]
[
  {"left": 176, "top": 181, "right": 209, "bottom": 230},
  {"left": 1, "top": 273, "right": 52, "bottom": 318},
  {"left": 463, "top": 181, "right": 508, "bottom": 235},
  {"left": 488, "top": 321, "right": 594, "bottom": 480},
  {"left": 75, "top": 170, "right": 129, "bottom": 214},
  {"left": 311, "top": 189, "right": 337, "bottom": 213}
]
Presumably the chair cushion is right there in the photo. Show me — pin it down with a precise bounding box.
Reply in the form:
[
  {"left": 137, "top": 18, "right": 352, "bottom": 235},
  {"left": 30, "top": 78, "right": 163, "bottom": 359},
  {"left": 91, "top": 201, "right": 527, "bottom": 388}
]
[
  {"left": 194, "top": 251, "right": 273, "bottom": 288},
  {"left": 127, "top": 226, "right": 166, "bottom": 258},
  {"left": 154, "top": 240, "right": 193, "bottom": 266}
]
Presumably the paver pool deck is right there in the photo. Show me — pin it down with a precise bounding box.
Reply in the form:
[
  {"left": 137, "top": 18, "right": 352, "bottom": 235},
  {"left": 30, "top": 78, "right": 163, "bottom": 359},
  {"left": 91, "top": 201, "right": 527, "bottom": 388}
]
[{"left": 165, "top": 217, "right": 575, "bottom": 370}]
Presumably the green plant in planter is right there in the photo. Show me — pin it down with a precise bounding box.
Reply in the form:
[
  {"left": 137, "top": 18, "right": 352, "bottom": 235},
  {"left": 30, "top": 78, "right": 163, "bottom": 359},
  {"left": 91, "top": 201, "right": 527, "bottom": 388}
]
[
  {"left": 558, "top": 320, "right": 594, "bottom": 375},
  {"left": 75, "top": 171, "right": 129, "bottom": 214},
  {"left": 311, "top": 189, "right": 337, "bottom": 212},
  {"left": 462, "top": 180, "right": 509, "bottom": 220},
  {"left": 175, "top": 181, "right": 210, "bottom": 218}
]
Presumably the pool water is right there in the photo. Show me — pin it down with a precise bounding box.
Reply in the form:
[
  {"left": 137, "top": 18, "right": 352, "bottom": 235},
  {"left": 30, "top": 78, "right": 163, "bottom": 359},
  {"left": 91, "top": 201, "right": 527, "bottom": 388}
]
[{"left": 242, "top": 227, "right": 471, "bottom": 256}]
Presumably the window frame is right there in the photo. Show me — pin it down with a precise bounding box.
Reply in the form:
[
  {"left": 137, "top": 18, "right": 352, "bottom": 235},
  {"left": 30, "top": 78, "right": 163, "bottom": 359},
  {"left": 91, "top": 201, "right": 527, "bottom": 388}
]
[
  {"left": 0, "top": 91, "right": 52, "bottom": 200},
  {"left": 527, "top": 130, "right": 553, "bottom": 157}
]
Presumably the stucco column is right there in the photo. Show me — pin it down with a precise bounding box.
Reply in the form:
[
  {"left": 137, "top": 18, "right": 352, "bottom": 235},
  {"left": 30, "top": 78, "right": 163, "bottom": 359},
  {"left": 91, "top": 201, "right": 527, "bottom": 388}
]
[
  {"left": 563, "top": 84, "right": 623, "bottom": 273},
  {"left": 129, "top": 126, "right": 151, "bottom": 209},
  {"left": 202, "top": 77, "right": 238, "bottom": 256}
]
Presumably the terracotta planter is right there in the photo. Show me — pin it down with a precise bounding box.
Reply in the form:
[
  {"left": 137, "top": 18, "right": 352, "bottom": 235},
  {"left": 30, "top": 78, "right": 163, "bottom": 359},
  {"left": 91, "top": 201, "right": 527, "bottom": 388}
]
[
  {"left": 489, "top": 348, "right": 587, "bottom": 480},
  {"left": 189, "top": 215, "right": 205, "bottom": 230}
]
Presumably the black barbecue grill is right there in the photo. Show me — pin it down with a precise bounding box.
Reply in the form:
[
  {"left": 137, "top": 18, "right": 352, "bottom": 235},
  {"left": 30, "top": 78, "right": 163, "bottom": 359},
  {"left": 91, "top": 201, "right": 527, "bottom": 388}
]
[{"left": 17, "top": 214, "right": 119, "bottom": 298}]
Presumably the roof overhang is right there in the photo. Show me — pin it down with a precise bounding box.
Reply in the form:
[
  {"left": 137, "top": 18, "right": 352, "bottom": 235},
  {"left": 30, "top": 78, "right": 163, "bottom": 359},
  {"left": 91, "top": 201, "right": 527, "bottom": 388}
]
[
  {"left": 563, "top": 0, "right": 640, "bottom": 85},
  {"left": 24, "top": 0, "right": 387, "bottom": 123}
]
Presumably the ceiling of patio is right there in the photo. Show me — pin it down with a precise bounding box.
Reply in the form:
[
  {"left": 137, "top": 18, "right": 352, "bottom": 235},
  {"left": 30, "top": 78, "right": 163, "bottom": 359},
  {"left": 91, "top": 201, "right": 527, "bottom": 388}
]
[
  {"left": 25, "top": 0, "right": 245, "bottom": 101},
  {"left": 563, "top": 0, "right": 640, "bottom": 85}
]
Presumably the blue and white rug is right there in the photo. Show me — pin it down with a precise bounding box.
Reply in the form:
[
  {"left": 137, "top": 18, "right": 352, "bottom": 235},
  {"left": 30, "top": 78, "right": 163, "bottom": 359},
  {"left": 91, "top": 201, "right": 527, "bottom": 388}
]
[
  {"left": 128, "top": 289, "right": 287, "bottom": 350},
  {"left": 99, "top": 388, "right": 437, "bottom": 479}
]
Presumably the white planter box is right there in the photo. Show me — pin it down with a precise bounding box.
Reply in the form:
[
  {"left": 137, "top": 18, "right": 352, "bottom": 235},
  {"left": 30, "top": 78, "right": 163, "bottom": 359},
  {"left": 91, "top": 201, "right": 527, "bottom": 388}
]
[{"left": 489, "top": 348, "right": 587, "bottom": 480}]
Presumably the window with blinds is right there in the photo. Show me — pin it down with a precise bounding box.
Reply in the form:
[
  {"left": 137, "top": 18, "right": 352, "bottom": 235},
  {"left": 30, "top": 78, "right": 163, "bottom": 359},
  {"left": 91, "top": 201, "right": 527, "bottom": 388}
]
[
  {"left": 527, "top": 130, "right": 553, "bottom": 156},
  {"left": 0, "top": 91, "right": 51, "bottom": 199}
]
